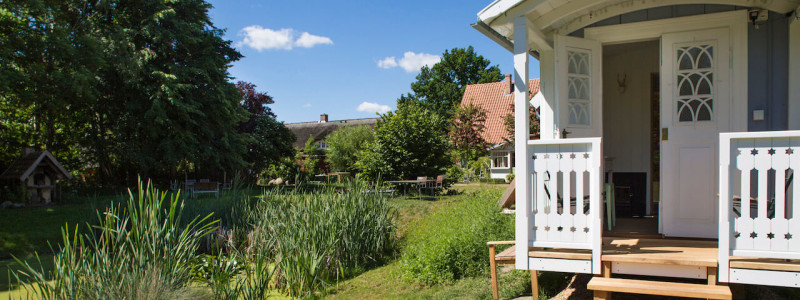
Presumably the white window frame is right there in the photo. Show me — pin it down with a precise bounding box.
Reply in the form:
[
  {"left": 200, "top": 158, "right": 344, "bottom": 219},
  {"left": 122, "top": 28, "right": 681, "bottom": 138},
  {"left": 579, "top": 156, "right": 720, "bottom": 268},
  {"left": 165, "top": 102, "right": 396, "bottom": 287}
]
[{"left": 490, "top": 151, "right": 511, "bottom": 169}]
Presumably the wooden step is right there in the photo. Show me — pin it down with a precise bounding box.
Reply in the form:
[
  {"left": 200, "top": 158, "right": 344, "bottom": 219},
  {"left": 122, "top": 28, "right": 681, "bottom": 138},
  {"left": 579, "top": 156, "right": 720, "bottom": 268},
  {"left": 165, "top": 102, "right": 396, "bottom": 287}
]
[{"left": 587, "top": 277, "right": 732, "bottom": 300}]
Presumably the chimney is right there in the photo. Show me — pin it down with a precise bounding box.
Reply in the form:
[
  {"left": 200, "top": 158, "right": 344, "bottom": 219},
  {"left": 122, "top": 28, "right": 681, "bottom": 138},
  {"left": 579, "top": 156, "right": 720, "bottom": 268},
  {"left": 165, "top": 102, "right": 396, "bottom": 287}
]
[
  {"left": 320, "top": 113, "right": 328, "bottom": 123},
  {"left": 505, "top": 74, "right": 513, "bottom": 94}
]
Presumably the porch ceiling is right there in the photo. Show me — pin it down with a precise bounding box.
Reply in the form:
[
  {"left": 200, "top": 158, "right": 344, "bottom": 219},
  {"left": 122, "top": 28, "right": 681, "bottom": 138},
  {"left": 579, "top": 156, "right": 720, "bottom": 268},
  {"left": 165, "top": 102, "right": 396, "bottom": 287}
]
[{"left": 476, "top": 0, "right": 800, "bottom": 52}]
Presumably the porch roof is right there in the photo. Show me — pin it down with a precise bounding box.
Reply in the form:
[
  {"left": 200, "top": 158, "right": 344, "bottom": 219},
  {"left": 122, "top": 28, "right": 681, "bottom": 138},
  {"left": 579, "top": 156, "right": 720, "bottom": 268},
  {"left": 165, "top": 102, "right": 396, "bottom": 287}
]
[{"left": 474, "top": 0, "right": 800, "bottom": 53}]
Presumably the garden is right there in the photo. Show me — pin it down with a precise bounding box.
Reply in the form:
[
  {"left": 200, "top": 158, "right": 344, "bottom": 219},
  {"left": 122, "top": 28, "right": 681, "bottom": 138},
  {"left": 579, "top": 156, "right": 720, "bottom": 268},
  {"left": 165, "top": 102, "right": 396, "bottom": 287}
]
[{"left": 0, "top": 179, "right": 578, "bottom": 299}]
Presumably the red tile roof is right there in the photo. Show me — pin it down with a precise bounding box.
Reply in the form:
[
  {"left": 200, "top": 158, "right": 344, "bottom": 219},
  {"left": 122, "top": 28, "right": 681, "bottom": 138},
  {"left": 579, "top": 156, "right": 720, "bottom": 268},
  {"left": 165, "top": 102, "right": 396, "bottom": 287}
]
[{"left": 460, "top": 77, "right": 540, "bottom": 145}]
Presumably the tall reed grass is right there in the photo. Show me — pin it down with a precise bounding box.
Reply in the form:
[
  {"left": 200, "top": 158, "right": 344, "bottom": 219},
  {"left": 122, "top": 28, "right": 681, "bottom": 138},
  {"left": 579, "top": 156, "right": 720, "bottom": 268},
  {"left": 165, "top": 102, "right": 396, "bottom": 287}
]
[
  {"left": 12, "top": 180, "right": 216, "bottom": 300},
  {"left": 244, "top": 180, "right": 397, "bottom": 297}
]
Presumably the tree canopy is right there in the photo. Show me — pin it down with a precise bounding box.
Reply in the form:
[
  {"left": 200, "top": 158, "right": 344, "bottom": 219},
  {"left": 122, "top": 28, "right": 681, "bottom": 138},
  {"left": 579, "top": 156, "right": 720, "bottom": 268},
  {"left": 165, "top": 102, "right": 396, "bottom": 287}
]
[
  {"left": 357, "top": 102, "right": 451, "bottom": 180},
  {"left": 325, "top": 125, "right": 375, "bottom": 173},
  {"left": 398, "top": 46, "right": 503, "bottom": 120},
  {"left": 449, "top": 104, "right": 489, "bottom": 164},
  {"left": 0, "top": 0, "right": 259, "bottom": 185}
]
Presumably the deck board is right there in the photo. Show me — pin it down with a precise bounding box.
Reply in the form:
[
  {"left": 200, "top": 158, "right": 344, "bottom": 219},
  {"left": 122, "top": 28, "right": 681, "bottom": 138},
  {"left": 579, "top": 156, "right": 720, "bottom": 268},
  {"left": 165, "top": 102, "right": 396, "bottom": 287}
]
[
  {"left": 730, "top": 257, "right": 800, "bottom": 272},
  {"left": 601, "top": 238, "right": 718, "bottom": 267}
]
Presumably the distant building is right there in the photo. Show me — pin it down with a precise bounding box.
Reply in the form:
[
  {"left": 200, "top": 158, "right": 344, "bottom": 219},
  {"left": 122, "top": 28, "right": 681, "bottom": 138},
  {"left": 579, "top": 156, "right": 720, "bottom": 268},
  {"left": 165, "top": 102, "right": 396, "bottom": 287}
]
[
  {"left": 460, "top": 74, "right": 541, "bottom": 179},
  {"left": 285, "top": 114, "right": 378, "bottom": 172},
  {"left": 1, "top": 148, "right": 73, "bottom": 203}
]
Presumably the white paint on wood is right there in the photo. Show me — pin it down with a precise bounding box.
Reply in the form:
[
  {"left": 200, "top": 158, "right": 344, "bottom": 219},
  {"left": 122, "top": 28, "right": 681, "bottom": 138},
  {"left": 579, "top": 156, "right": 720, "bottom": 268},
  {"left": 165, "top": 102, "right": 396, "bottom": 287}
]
[
  {"left": 729, "top": 268, "right": 800, "bottom": 287},
  {"left": 611, "top": 262, "right": 707, "bottom": 279},
  {"left": 661, "top": 28, "right": 731, "bottom": 238},
  {"left": 554, "top": 34, "right": 602, "bottom": 139},
  {"left": 513, "top": 15, "right": 532, "bottom": 271},
  {"left": 528, "top": 257, "right": 592, "bottom": 273},
  {"left": 527, "top": 137, "right": 602, "bottom": 274}
]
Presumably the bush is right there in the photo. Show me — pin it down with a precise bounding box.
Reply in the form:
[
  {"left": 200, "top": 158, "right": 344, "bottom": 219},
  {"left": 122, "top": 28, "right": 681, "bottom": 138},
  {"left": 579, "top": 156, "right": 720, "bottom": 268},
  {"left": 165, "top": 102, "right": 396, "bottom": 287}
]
[
  {"left": 244, "top": 181, "right": 397, "bottom": 297},
  {"left": 13, "top": 180, "right": 217, "bottom": 300},
  {"left": 326, "top": 125, "right": 375, "bottom": 173},
  {"left": 399, "top": 189, "right": 513, "bottom": 285}
]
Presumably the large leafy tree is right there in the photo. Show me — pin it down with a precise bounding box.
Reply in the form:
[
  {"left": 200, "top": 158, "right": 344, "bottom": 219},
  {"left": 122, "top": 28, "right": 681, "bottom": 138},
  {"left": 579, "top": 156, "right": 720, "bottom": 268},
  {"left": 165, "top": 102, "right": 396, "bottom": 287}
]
[
  {"left": 235, "top": 81, "right": 294, "bottom": 178},
  {"left": 325, "top": 125, "right": 374, "bottom": 173},
  {"left": 357, "top": 103, "right": 451, "bottom": 180},
  {"left": 398, "top": 46, "right": 502, "bottom": 120},
  {"left": 449, "top": 104, "right": 489, "bottom": 164},
  {"left": 0, "top": 0, "right": 250, "bottom": 184}
]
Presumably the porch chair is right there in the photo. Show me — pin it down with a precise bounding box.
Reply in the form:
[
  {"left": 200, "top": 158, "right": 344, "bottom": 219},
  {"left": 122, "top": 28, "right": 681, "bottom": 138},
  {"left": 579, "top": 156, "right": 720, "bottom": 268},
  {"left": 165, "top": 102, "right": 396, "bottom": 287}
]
[
  {"left": 488, "top": 241, "right": 537, "bottom": 300},
  {"left": 427, "top": 175, "right": 446, "bottom": 195}
]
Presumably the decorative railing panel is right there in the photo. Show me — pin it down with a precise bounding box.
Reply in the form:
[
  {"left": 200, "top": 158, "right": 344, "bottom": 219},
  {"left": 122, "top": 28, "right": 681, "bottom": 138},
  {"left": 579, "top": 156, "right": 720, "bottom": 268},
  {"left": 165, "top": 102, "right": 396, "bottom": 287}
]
[
  {"left": 720, "top": 131, "right": 800, "bottom": 283},
  {"left": 526, "top": 138, "right": 602, "bottom": 253}
]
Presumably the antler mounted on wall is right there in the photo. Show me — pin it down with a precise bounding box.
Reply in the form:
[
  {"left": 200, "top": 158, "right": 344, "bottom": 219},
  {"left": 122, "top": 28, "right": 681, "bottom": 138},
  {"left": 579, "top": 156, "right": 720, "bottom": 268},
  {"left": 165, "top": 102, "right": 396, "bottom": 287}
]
[{"left": 617, "top": 73, "right": 627, "bottom": 94}]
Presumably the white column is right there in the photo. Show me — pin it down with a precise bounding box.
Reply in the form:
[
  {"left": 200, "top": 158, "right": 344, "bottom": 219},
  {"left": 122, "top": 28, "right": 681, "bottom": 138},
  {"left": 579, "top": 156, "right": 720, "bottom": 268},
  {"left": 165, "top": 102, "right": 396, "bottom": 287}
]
[
  {"left": 789, "top": 16, "right": 800, "bottom": 130},
  {"left": 513, "top": 16, "right": 531, "bottom": 270},
  {"left": 538, "top": 49, "right": 556, "bottom": 140}
]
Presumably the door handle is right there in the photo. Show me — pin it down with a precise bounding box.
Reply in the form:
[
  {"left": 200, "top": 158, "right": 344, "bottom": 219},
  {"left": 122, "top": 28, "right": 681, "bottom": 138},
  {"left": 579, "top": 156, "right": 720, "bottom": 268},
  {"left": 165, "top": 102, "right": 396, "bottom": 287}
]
[{"left": 661, "top": 128, "right": 668, "bottom": 141}]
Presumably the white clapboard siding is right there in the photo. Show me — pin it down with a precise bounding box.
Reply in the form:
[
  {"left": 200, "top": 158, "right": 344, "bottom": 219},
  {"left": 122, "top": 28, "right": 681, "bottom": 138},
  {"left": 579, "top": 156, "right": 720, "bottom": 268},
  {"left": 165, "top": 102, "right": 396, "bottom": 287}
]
[
  {"left": 524, "top": 138, "right": 602, "bottom": 274},
  {"left": 720, "top": 131, "right": 800, "bottom": 283}
]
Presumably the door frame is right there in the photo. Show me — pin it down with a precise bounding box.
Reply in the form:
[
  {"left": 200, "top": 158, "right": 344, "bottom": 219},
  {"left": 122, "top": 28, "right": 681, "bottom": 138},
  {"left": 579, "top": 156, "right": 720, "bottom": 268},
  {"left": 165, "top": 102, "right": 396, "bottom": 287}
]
[{"left": 585, "top": 10, "right": 748, "bottom": 235}]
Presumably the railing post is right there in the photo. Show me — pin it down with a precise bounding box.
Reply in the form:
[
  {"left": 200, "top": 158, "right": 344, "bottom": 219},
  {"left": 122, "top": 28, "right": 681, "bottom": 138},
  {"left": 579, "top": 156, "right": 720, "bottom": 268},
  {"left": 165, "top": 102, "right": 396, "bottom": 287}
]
[
  {"left": 590, "top": 138, "right": 603, "bottom": 274},
  {"left": 513, "top": 15, "right": 531, "bottom": 270},
  {"left": 718, "top": 133, "right": 732, "bottom": 283}
]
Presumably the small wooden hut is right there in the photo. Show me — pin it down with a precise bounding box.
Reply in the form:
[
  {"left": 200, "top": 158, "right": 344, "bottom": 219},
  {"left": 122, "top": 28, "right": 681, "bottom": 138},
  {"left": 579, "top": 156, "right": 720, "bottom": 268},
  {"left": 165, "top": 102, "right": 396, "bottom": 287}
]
[{"left": 1, "top": 148, "right": 72, "bottom": 203}]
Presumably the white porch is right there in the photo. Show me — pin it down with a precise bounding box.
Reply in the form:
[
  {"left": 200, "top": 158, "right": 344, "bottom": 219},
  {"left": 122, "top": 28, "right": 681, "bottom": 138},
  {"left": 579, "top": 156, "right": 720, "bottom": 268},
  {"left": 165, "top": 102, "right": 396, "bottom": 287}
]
[{"left": 474, "top": 0, "right": 800, "bottom": 296}]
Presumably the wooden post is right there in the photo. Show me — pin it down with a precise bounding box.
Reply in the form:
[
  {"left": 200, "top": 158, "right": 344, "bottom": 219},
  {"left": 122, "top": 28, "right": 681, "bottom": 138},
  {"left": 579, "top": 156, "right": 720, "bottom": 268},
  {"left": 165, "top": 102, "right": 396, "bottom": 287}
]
[
  {"left": 594, "top": 290, "right": 610, "bottom": 300},
  {"left": 530, "top": 270, "right": 538, "bottom": 299},
  {"left": 489, "top": 245, "right": 499, "bottom": 300},
  {"left": 602, "top": 261, "right": 612, "bottom": 278},
  {"left": 708, "top": 266, "right": 717, "bottom": 286}
]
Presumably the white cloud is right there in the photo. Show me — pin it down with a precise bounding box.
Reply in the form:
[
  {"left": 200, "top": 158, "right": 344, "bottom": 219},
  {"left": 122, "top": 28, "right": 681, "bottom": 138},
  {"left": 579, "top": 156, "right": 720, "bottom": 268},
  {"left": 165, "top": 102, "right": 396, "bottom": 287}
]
[
  {"left": 303, "top": 103, "right": 312, "bottom": 108},
  {"left": 378, "top": 52, "right": 440, "bottom": 72},
  {"left": 237, "top": 26, "right": 332, "bottom": 51},
  {"left": 377, "top": 57, "right": 398, "bottom": 69},
  {"left": 295, "top": 32, "right": 333, "bottom": 48},
  {"left": 357, "top": 102, "right": 392, "bottom": 114}
]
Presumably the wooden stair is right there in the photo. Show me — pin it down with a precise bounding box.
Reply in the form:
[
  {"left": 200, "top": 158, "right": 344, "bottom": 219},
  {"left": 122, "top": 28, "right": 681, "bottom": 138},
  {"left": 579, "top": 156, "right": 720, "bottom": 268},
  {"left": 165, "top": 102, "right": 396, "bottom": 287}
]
[{"left": 587, "top": 277, "right": 732, "bottom": 300}]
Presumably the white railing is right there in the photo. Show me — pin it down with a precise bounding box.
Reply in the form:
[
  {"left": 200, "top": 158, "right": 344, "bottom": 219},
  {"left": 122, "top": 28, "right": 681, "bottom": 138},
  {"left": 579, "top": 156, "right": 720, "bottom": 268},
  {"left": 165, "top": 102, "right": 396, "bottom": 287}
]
[
  {"left": 518, "top": 137, "right": 603, "bottom": 274},
  {"left": 719, "top": 130, "right": 800, "bottom": 282}
]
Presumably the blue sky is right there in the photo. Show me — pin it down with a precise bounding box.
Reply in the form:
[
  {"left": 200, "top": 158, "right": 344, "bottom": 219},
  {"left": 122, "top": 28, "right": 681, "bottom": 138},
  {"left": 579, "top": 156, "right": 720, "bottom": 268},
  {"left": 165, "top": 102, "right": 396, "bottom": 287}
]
[{"left": 207, "top": 0, "right": 541, "bottom": 124}]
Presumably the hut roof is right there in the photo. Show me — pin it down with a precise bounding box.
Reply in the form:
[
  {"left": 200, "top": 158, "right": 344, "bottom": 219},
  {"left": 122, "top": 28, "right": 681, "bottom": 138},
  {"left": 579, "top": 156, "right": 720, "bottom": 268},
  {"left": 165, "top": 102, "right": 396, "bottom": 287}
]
[
  {"left": 0, "top": 150, "right": 73, "bottom": 181},
  {"left": 285, "top": 117, "right": 378, "bottom": 149}
]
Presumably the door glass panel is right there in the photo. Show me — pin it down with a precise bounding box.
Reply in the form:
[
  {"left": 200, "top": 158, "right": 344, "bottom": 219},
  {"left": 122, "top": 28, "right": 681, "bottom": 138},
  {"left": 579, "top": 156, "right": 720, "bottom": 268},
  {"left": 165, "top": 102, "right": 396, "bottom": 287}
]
[
  {"left": 675, "top": 43, "right": 714, "bottom": 123},
  {"left": 567, "top": 48, "right": 591, "bottom": 126}
]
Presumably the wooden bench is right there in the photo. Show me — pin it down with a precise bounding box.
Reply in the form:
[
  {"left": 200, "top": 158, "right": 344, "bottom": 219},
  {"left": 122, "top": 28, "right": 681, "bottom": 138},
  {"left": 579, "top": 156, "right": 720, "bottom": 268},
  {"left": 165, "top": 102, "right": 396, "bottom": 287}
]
[
  {"left": 488, "top": 241, "right": 537, "bottom": 300},
  {"left": 192, "top": 182, "right": 219, "bottom": 198},
  {"left": 587, "top": 277, "right": 732, "bottom": 300}
]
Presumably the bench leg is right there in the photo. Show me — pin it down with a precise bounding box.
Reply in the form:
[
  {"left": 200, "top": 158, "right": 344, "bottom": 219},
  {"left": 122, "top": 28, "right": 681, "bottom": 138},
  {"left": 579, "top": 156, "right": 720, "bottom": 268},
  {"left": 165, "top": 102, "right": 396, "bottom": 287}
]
[
  {"left": 594, "top": 290, "right": 611, "bottom": 300},
  {"left": 531, "top": 270, "right": 538, "bottom": 299},
  {"left": 489, "top": 245, "right": 499, "bottom": 300}
]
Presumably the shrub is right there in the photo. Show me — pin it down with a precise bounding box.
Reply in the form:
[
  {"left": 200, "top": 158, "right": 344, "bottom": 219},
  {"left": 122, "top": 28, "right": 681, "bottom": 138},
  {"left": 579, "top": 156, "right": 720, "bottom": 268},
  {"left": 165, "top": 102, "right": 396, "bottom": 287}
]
[
  {"left": 12, "top": 180, "right": 217, "bottom": 300},
  {"left": 326, "top": 125, "right": 375, "bottom": 173},
  {"left": 244, "top": 181, "right": 397, "bottom": 297},
  {"left": 399, "top": 189, "right": 513, "bottom": 285}
]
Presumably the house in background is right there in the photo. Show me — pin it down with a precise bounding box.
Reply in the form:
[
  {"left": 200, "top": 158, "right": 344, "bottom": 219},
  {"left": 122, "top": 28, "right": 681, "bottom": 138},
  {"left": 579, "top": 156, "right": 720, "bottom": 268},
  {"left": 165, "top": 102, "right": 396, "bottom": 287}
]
[
  {"left": 474, "top": 0, "right": 800, "bottom": 297},
  {"left": 460, "top": 74, "right": 541, "bottom": 179},
  {"left": 285, "top": 114, "right": 378, "bottom": 171},
  {"left": 1, "top": 148, "right": 72, "bottom": 203}
]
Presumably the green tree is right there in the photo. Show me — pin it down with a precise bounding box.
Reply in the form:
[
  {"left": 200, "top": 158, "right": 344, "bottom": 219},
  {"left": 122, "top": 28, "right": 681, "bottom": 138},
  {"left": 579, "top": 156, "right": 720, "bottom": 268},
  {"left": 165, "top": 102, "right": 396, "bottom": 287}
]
[
  {"left": 299, "top": 135, "right": 323, "bottom": 180},
  {"left": 449, "top": 103, "right": 489, "bottom": 164},
  {"left": 326, "top": 125, "right": 375, "bottom": 173},
  {"left": 235, "top": 81, "right": 294, "bottom": 180},
  {"left": 398, "top": 46, "right": 502, "bottom": 120},
  {"left": 357, "top": 103, "right": 451, "bottom": 180}
]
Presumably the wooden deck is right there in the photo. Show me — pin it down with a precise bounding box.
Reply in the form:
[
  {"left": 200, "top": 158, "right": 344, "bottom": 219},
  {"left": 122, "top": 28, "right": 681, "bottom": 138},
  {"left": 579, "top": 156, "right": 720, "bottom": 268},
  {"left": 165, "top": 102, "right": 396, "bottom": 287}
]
[{"left": 602, "top": 237, "right": 718, "bottom": 267}]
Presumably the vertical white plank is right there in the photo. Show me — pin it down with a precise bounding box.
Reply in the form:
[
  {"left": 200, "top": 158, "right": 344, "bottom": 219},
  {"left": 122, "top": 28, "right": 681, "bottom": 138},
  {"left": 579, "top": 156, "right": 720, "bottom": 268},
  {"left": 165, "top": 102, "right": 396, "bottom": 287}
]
[
  {"left": 560, "top": 144, "right": 574, "bottom": 242},
  {"left": 718, "top": 133, "right": 732, "bottom": 282},
  {"left": 772, "top": 138, "right": 790, "bottom": 251},
  {"left": 590, "top": 138, "right": 603, "bottom": 274},
  {"left": 736, "top": 138, "right": 754, "bottom": 250},
  {"left": 790, "top": 137, "right": 800, "bottom": 251},
  {"left": 573, "top": 144, "right": 587, "bottom": 243},
  {"left": 754, "top": 139, "right": 772, "bottom": 250},
  {"left": 534, "top": 147, "right": 547, "bottom": 244},
  {"left": 513, "top": 15, "right": 530, "bottom": 270},
  {"left": 546, "top": 144, "right": 561, "bottom": 242}
]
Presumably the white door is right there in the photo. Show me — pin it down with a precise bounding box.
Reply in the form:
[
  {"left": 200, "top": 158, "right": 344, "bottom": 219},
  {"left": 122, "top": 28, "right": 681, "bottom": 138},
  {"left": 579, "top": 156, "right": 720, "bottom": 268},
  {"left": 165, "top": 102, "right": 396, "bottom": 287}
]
[
  {"left": 661, "top": 28, "right": 731, "bottom": 238},
  {"left": 555, "top": 35, "right": 602, "bottom": 139}
]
